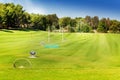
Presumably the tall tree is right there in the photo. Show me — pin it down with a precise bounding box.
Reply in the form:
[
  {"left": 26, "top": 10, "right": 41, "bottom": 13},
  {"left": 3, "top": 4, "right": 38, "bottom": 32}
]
[
  {"left": 30, "top": 14, "right": 47, "bottom": 30},
  {"left": 21, "top": 12, "right": 31, "bottom": 28},
  {"left": 46, "top": 14, "right": 59, "bottom": 31},
  {"left": 14, "top": 4, "right": 25, "bottom": 28},
  {"left": 69, "top": 19, "right": 77, "bottom": 32},
  {"left": 0, "top": 3, "right": 4, "bottom": 28},
  {"left": 59, "top": 17, "right": 71, "bottom": 27},
  {"left": 109, "top": 20, "right": 120, "bottom": 33},
  {"left": 106, "top": 18, "right": 111, "bottom": 31},
  {"left": 3, "top": 3, "right": 16, "bottom": 28},
  {"left": 0, "top": 3, "right": 25, "bottom": 29},
  {"left": 85, "top": 16, "right": 91, "bottom": 26},
  {"left": 91, "top": 16, "right": 99, "bottom": 29},
  {"left": 97, "top": 18, "right": 107, "bottom": 33}
]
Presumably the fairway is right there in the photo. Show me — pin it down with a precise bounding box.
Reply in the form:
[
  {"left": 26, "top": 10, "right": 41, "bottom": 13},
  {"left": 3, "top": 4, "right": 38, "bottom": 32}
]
[{"left": 0, "top": 30, "right": 120, "bottom": 80}]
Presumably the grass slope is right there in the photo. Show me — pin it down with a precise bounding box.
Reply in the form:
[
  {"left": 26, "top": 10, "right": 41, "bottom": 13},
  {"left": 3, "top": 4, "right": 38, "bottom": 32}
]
[{"left": 0, "top": 30, "right": 120, "bottom": 80}]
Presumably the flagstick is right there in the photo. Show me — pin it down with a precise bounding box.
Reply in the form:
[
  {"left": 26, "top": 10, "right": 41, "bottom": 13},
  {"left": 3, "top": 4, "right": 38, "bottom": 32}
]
[
  {"left": 48, "top": 26, "right": 50, "bottom": 43},
  {"left": 61, "top": 26, "right": 64, "bottom": 42}
]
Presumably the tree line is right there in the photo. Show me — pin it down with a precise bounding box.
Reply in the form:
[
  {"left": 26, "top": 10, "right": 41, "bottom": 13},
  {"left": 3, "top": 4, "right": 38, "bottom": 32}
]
[{"left": 0, "top": 3, "right": 120, "bottom": 33}]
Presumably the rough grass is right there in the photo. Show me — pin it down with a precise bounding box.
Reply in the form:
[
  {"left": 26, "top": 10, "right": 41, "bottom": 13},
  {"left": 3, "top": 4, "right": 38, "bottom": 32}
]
[{"left": 0, "top": 30, "right": 120, "bottom": 80}]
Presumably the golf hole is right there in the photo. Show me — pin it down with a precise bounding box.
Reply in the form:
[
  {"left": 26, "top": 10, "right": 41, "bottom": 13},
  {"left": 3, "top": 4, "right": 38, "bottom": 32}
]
[{"left": 13, "top": 58, "right": 32, "bottom": 69}]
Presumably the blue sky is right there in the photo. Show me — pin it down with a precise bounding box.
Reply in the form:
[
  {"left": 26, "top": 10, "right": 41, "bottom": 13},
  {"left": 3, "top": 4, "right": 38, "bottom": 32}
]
[{"left": 0, "top": 0, "right": 120, "bottom": 20}]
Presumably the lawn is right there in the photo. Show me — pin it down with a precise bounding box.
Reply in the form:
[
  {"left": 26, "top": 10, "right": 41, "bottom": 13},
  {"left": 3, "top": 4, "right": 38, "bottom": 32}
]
[{"left": 0, "top": 30, "right": 120, "bottom": 80}]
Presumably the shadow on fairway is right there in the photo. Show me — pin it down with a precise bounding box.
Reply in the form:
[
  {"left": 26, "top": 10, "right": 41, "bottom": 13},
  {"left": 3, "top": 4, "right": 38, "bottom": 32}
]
[
  {"left": 18, "top": 29, "right": 31, "bottom": 32},
  {"left": 1, "top": 29, "right": 14, "bottom": 33},
  {"left": 18, "top": 29, "right": 41, "bottom": 32}
]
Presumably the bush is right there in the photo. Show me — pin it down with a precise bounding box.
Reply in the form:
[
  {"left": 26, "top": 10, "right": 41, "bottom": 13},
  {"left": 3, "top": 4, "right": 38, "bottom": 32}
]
[{"left": 80, "top": 24, "right": 91, "bottom": 33}]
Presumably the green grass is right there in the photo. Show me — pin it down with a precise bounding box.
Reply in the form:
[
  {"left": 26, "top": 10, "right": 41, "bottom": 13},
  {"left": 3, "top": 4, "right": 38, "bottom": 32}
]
[{"left": 0, "top": 30, "right": 120, "bottom": 80}]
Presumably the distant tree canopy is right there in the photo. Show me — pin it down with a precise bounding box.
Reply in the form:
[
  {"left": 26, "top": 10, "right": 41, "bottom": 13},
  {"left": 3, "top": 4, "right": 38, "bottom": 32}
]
[{"left": 0, "top": 3, "right": 120, "bottom": 33}]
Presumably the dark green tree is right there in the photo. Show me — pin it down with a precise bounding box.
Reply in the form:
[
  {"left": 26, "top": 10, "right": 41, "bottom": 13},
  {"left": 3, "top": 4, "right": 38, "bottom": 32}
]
[
  {"left": 30, "top": 14, "right": 47, "bottom": 30},
  {"left": 85, "top": 16, "right": 91, "bottom": 26},
  {"left": 92, "top": 16, "right": 99, "bottom": 29},
  {"left": 109, "top": 20, "right": 120, "bottom": 33},
  {"left": 46, "top": 14, "right": 59, "bottom": 31},
  {"left": 97, "top": 19, "right": 107, "bottom": 33}
]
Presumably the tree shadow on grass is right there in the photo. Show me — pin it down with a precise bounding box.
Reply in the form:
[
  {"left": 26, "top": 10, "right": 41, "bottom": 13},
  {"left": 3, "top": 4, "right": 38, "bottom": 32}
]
[
  {"left": 18, "top": 29, "right": 31, "bottom": 32},
  {"left": 0, "top": 29, "right": 14, "bottom": 33},
  {"left": 18, "top": 29, "right": 40, "bottom": 32},
  {"left": 0, "top": 29, "right": 42, "bottom": 33}
]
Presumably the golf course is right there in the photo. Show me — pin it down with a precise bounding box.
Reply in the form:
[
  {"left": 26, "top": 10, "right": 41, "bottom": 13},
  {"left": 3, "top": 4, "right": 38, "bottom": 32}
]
[{"left": 0, "top": 29, "right": 120, "bottom": 80}]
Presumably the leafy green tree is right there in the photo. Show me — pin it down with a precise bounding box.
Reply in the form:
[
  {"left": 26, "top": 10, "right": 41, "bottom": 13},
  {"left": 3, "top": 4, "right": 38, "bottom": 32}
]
[
  {"left": 0, "top": 3, "right": 4, "bottom": 28},
  {"left": 68, "top": 19, "right": 77, "bottom": 32},
  {"left": 13, "top": 4, "right": 25, "bottom": 28},
  {"left": 75, "top": 17, "right": 83, "bottom": 32},
  {"left": 30, "top": 14, "right": 47, "bottom": 30},
  {"left": 21, "top": 12, "right": 31, "bottom": 29},
  {"left": 80, "top": 23, "right": 91, "bottom": 33},
  {"left": 46, "top": 14, "right": 59, "bottom": 31},
  {"left": 106, "top": 18, "right": 111, "bottom": 31},
  {"left": 109, "top": 20, "right": 120, "bottom": 33},
  {"left": 0, "top": 3, "right": 25, "bottom": 29},
  {"left": 97, "top": 20, "right": 107, "bottom": 33},
  {"left": 59, "top": 17, "right": 77, "bottom": 32},
  {"left": 4, "top": 3, "right": 16, "bottom": 28},
  {"left": 59, "top": 17, "right": 71, "bottom": 28},
  {"left": 92, "top": 16, "right": 99, "bottom": 29},
  {"left": 85, "top": 16, "right": 91, "bottom": 26}
]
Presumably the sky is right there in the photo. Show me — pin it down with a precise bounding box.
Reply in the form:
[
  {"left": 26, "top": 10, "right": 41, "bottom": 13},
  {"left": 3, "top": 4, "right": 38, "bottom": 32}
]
[{"left": 0, "top": 0, "right": 120, "bottom": 20}]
